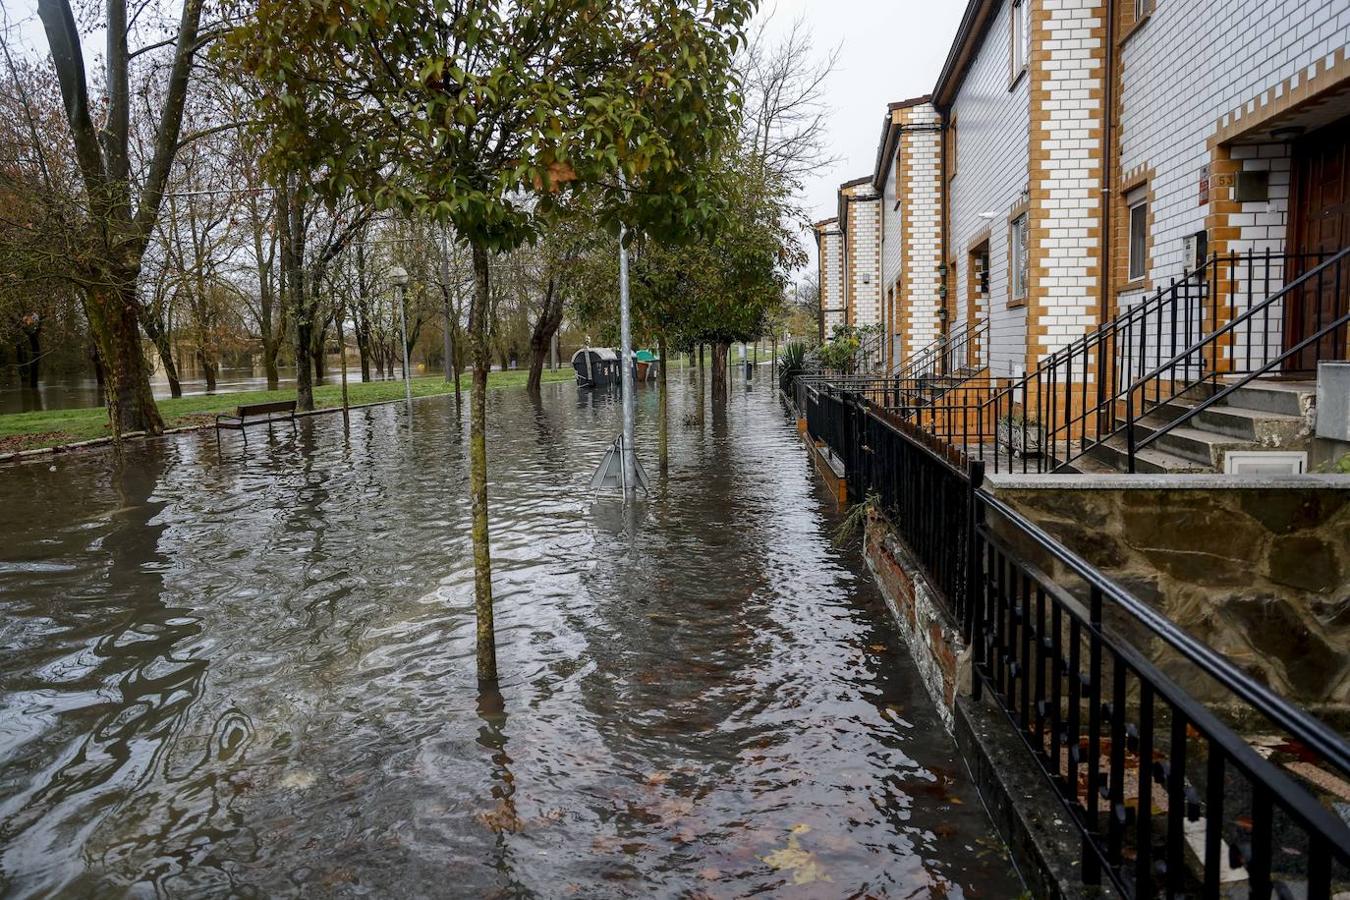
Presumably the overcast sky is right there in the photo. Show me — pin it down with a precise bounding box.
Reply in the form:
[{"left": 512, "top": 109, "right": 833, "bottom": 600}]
[
  {"left": 760, "top": 1, "right": 965, "bottom": 224},
  {"left": 4, "top": 0, "right": 965, "bottom": 231}
]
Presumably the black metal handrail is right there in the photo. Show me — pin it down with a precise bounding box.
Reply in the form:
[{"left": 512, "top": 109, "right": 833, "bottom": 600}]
[
  {"left": 975, "top": 250, "right": 1339, "bottom": 473},
  {"left": 1127, "top": 247, "right": 1350, "bottom": 470},
  {"left": 894, "top": 322, "right": 966, "bottom": 380},
  {"left": 977, "top": 261, "right": 1212, "bottom": 473},
  {"left": 792, "top": 374, "right": 1350, "bottom": 898}
]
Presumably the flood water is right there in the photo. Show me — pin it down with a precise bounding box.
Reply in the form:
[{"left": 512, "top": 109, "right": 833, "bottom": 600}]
[{"left": 0, "top": 376, "right": 1020, "bottom": 897}]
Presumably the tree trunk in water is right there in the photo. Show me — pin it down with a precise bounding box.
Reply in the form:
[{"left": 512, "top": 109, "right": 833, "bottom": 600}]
[
  {"left": 526, "top": 276, "right": 562, "bottom": 395},
  {"left": 469, "top": 244, "right": 498, "bottom": 685},
  {"left": 263, "top": 338, "right": 280, "bottom": 391},
  {"left": 294, "top": 316, "right": 314, "bottom": 410},
  {"left": 451, "top": 319, "right": 463, "bottom": 411},
  {"left": 85, "top": 282, "right": 165, "bottom": 435},
  {"left": 144, "top": 320, "right": 182, "bottom": 398},
  {"left": 91, "top": 343, "right": 106, "bottom": 406},
  {"left": 657, "top": 335, "right": 669, "bottom": 475},
  {"left": 696, "top": 343, "right": 705, "bottom": 421},
  {"left": 710, "top": 342, "right": 728, "bottom": 415},
  {"left": 281, "top": 180, "right": 313, "bottom": 411},
  {"left": 199, "top": 351, "right": 217, "bottom": 392},
  {"left": 22, "top": 329, "right": 40, "bottom": 390},
  {"left": 312, "top": 321, "right": 326, "bottom": 383}
]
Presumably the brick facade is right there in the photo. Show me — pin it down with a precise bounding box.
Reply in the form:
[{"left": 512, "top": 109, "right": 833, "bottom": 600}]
[
  {"left": 839, "top": 179, "right": 884, "bottom": 329},
  {"left": 875, "top": 97, "right": 945, "bottom": 369},
  {"left": 1024, "top": 0, "right": 1108, "bottom": 370},
  {"left": 820, "top": 0, "right": 1349, "bottom": 376},
  {"left": 814, "top": 218, "right": 845, "bottom": 339}
]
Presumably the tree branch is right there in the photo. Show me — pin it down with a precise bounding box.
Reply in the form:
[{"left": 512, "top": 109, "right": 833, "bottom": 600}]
[
  {"left": 35, "top": 0, "right": 106, "bottom": 196},
  {"left": 132, "top": 0, "right": 206, "bottom": 251}
]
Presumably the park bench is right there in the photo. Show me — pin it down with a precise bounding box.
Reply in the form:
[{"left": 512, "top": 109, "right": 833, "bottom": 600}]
[{"left": 214, "top": 400, "right": 298, "bottom": 445}]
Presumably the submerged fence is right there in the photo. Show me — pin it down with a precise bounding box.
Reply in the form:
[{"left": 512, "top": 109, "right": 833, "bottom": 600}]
[{"left": 794, "top": 377, "right": 1350, "bottom": 899}]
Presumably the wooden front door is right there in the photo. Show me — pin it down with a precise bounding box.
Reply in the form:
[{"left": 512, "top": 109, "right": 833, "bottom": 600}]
[{"left": 1286, "top": 117, "right": 1350, "bottom": 372}]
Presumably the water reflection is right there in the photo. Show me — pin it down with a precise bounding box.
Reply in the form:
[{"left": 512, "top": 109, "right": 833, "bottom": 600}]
[{"left": 0, "top": 377, "right": 1019, "bottom": 897}]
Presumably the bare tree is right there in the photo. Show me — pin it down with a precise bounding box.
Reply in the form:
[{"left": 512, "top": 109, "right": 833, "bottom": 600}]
[
  {"left": 739, "top": 15, "right": 841, "bottom": 188},
  {"left": 33, "top": 0, "right": 209, "bottom": 435}
]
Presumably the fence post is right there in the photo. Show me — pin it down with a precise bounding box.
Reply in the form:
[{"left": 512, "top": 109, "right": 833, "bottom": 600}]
[{"left": 965, "top": 459, "right": 986, "bottom": 701}]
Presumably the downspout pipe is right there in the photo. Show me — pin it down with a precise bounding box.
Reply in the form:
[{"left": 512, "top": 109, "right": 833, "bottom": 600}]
[{"left": 1100, "top": 2, "right": 1117, "bottom": 328}]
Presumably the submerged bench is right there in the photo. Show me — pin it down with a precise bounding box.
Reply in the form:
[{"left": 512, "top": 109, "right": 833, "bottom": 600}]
[{"left": 214, "top": 400, "right": 298, "bottom": 443}]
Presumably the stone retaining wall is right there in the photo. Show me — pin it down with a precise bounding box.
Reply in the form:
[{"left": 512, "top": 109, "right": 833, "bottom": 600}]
[{"left": 987, "top": 475, "right": 1350, "bottom": 717}]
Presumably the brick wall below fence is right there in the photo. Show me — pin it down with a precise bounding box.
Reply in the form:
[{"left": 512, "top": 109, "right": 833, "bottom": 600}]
[{"left": 864, "top": 514, "right": 971, "bottom": 732}]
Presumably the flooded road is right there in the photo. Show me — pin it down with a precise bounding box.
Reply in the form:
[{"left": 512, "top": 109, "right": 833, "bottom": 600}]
[{"left": 0, "top": 375, "right": 1020, "bottom": 897}]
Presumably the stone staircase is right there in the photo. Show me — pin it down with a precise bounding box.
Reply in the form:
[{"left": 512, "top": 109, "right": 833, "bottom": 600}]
[{"left": 1065, "top": 379, "right": 1316, "bottom": 474}]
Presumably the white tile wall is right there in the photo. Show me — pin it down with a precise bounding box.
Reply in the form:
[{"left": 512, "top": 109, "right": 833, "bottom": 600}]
[
  {"left": 949, "top": 0, "right": 1032, "bottom": 377},
  {"left": 901, "top": 106, "right": 946, "bottom": 363},
  {"left": 819, "top": 230, "right": 846, "bottom": 336},
  {"left": 1119, "top": 0, "right": 1350, "bottom": 283},
  {"left": 846, "top": 193, "right": 884, "bottom": 327}
]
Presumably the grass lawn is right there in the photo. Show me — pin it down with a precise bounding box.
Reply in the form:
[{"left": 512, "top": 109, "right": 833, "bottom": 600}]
[{"left": 0, "top": 368, "right": 574, "bottom": 455}]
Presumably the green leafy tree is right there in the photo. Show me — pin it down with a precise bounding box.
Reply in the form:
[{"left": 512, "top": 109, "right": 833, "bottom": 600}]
[
  {"left": 574, "top": 155, "right": 799, "bottom": 403},
  {"left": 227, "top": 0, "right": 752, "bottom": 683}
]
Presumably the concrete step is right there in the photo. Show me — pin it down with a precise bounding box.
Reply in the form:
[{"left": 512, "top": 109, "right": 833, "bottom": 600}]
[
  {"left": 1192, "top": 404, "right": 1306, "bottom": 444},
  {"left": 1222, "top": 380, "right": 1315, "bottom": 418},
  {"left": 1084, "top": 435, "right": 1210, "bottom": 474},
  {"left": 1148, "top": 424, "right": 1251, "bottom": 468}
]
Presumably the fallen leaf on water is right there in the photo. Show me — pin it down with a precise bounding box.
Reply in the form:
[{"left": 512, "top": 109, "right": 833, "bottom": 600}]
[
  {"left": 476, "top": 800, "right": 523, "bottom": 833},
  {"left": 869, "top": 644, "right": 888, "bottom": 652},
  {"left": 761, "top": 824, "right": 831, "bottom": 887},
  {"left": 697, "top": 867, "right": 721, "bottom": 881}
]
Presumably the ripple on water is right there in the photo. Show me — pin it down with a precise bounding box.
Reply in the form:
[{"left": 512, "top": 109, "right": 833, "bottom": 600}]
[{"left": 0, "top": 377, "right": 1020, "bottom": 898}]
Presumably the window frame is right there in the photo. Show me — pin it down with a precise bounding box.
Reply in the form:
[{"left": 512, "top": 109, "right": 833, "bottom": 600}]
[
  {"left": 1010, "top": 0, "right": 1030, "bottom": 78},
  {"left": 1010, "top": 213, "right": 1029, "bottom": 306},
  {"left": 1127, "top": 194, "right": 1148, "bottom": 283}
]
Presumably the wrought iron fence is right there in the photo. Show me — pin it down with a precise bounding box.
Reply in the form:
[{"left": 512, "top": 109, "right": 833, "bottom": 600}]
[
  {"left": 977, "top": 249, "right": 1342, "bottom": 474},
  {"left": 793, "top": 375, "right": 1350, "bottom": 898}
]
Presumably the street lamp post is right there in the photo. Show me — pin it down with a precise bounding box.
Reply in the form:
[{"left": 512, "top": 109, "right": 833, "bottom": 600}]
[{"left": 389, "top": 265, "right": 413, "bottom": 408}]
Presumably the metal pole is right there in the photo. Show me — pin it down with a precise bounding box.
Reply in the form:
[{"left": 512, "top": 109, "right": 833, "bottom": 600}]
[
  {"left": 399, "top": 284, "right": 413, "bottom": 407},
  {"left": 618, "top": 218, "right": 637, "bottom": 503},
  {"left": 440, "top": 229, "right": 454, "bottom": 383}
]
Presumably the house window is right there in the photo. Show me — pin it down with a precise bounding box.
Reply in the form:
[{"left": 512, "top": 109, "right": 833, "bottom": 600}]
[
  {"left": 1127, "top": 188, "right": 1148, "bottom": 282},
  {"left": 1133, "top": 0, "right": 1148, "bottom": 22},
  {"left": 1012, "top": 0, "right": 1030, "bottom": 74},
  {"left": 1011, "top": 213, "right": 1029, "bottom": 303}
]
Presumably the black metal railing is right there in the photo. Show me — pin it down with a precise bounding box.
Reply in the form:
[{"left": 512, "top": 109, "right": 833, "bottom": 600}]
[
  {"left": 792, "top": 375, "right": 1350, "bottom": 898},
  {"left": 979, "top": 250, "right": 1340, "bottom": 473},
  {"left": 1127, "top": 247, "right": 1350, "bottom": 470},
  {"left": 893, "top": 318, "right": 990, "bottom": 383}
]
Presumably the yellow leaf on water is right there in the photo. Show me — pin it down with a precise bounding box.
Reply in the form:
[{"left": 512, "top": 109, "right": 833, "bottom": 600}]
[{"left": 761, "top": 825, "right": 831, "bottom": 886}]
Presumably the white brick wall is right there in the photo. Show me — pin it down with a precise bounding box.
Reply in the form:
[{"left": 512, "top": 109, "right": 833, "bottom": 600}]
[
  {"left": 844, "top": 188, "right": 883, "bottom": 327},
  {"left": 948, "top": 0, "right": 1032, "bottom": 378},
  {"left": 881, "top": 137, "right": 903, "bottom": 366},
  {"left": 1119, "top": 0, "right": 1350, "bottom": 284},
  {"left": 818, "top": 228, "right": 846, "bottom": 336},
  {"left": 1029, "top": 0, "right": 1106, "bottom": 365},
  {"left": 900, "top": 107, "right": 945, "bottom": 362}
]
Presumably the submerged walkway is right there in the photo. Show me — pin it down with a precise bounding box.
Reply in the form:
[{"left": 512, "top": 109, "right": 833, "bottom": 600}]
[{"left": 0, "top": 373, "right": 1020, "bottom": 896}]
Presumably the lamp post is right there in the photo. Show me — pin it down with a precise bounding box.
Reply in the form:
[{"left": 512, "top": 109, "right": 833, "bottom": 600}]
[{"left": 389, "top": 265, "right": 413, "bottom": 408}]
